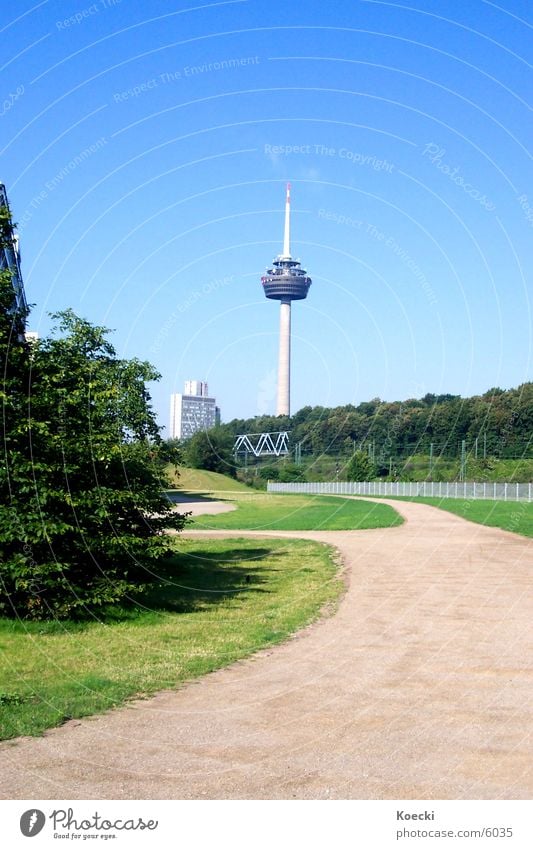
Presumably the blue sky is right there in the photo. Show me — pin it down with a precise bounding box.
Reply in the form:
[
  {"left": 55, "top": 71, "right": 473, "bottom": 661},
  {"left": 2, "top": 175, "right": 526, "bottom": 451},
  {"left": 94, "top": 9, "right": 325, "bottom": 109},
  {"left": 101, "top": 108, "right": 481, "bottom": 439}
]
[{"left": 2, "top": 0, "right": 532, "bottom": 431}]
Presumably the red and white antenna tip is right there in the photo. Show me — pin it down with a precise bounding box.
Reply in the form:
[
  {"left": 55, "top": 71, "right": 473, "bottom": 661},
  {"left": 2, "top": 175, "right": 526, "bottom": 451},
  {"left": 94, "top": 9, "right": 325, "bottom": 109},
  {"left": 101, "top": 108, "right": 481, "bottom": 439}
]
[{"left": 286, "top": 182, "right": 291, "bottom": 199}]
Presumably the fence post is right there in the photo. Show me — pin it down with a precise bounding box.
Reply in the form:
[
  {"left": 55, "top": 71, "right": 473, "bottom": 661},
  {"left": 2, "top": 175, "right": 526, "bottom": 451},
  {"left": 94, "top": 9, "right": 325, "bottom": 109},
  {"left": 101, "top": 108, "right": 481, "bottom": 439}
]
[
  {"left": 504, "top": 483, "right": 508, "bottom": 502},
  {"left": 516, "top": 483, "right": 519, "bottom": 501}
]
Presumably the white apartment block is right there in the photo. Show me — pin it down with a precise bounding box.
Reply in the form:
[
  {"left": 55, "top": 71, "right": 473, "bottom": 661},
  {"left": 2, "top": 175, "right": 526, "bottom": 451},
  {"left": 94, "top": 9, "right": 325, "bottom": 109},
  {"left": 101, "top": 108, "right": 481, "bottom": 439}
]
[{"left": 170, "top": 381, "right": 220, "bottom": 440}]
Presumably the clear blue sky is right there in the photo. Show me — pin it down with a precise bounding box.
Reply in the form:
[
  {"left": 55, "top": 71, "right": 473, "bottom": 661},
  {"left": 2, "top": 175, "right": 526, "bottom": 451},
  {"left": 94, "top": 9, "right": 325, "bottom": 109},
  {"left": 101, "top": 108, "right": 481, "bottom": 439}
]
[{"left": 2, "top": 0, "right": 532, "bottom": 432}]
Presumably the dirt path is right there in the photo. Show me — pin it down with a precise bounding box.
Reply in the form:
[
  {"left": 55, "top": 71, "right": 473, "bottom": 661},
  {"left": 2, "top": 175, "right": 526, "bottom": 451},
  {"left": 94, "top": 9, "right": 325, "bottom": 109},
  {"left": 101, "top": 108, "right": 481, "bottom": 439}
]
[
  {"left": 1, "top": 499, "right": 531, "bottom": 800},
  {"left": 166, "top": 494, "right": 237, "bottom": 516}
]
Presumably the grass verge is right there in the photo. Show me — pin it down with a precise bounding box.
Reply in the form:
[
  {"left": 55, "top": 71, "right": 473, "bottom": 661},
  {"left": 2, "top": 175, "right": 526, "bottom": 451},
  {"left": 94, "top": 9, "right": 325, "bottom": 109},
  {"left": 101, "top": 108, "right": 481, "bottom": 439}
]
[
  {"left": 188, "top": 492, "right": 403, "bottom": 531},
  {"left": 166, "top": 466, "right": 251, "bottom": 492},
  {"left": 386, "top": 496, "right": 533, "bottom": 538},
  {"left": 0, "top": 537, "right": 343, "bottom": 741}
]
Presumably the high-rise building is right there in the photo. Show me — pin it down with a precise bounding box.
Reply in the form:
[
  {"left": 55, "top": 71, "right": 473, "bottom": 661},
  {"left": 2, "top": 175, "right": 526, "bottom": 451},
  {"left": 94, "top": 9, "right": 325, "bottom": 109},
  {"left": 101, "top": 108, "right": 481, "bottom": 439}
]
[
  {"left": 261, "top": 184, "right": 312, "bottom": 416},
  {"left": 0, "top": 182, "right": 28, "bottom": 315},
  {"left": 184, "top": 380, "right": 208, "bottom": 397},
  {"left": 170, "top": 381, "right": 220, "bottom": 440}
]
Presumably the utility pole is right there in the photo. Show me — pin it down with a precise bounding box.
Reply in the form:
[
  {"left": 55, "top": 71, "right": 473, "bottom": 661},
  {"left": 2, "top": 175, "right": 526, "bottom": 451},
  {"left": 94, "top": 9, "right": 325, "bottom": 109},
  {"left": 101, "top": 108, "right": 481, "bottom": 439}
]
[
  {"left": 429, "top": 442, "right": 434, "bottom": 478},
  {"left": 460, "top": 440, "right": 466, "bottom": 482},
  {"left": 475, "top": 436, "right": 478, "bottom": 459}
]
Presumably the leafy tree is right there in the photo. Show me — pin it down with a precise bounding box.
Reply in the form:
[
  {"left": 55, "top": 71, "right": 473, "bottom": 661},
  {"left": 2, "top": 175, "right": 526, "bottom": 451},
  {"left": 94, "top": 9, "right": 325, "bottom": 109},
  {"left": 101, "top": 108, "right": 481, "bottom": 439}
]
[
  {"left": 0, "top": 201, "right": 33, "bottom": 602},
  {"left": 256, "top": 464, "right": 279, "bottom": 480},
  {"left": 344, "top": 450, "right": 375, "bottom": 482},
  {"left": 0, "top": 295, "right": 187, "bottom": 618},
  {"left": 185, "top": 429, "right": 236, "bottom": 477},
  {"left": 159, "top": 438, "right": 182, "bottom": 479},
  {"left": 278, "top": 462, "right": 304, "bottom": 482}
]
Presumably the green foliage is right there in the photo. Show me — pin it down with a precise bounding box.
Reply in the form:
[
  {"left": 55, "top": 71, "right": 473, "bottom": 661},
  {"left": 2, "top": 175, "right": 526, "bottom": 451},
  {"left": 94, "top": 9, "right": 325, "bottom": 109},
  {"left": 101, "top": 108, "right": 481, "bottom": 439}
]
[
  {"left": 184, "top": 429, "right": 236, "bottom": 477},
  {"left": 159, "top": 438, "right": 182, "bottom": 466},
  {"left": 278, "top": 462, "right": 304, "bottom": 482},
  {"left": 222, "top": 385, "right": 533, "bottom": 463},
  {"left": 0, "top": 238, "right": 187, "bottom": 619},
  {"left": 257, "top": 464, "right": 279, "bottom": 480},
  {"left": 345, "top": 450, "right": 376, "bottom": 482}
]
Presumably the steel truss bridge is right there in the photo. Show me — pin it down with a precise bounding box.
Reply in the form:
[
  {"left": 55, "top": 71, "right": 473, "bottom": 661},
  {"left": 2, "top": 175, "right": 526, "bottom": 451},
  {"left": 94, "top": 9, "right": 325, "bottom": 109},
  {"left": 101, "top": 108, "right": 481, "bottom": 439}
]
[{"left": 233, "top": 431, "right": 290, "bottom": 457}]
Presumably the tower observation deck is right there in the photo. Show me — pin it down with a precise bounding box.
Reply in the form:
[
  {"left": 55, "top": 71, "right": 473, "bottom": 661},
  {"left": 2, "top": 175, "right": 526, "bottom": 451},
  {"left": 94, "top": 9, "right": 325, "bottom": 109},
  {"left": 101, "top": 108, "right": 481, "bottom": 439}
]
[
  {"left": 261, "top": 183, "right": 312, "bottom": 301},
  {"left": 261, "top": 184, "right": 312, "bottom": 416}
]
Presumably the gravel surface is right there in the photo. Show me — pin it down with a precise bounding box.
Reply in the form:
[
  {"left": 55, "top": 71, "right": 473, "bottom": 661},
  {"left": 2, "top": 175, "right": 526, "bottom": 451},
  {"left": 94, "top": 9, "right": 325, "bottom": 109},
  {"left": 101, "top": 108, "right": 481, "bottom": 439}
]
[
  {"left": 1, "top": 498, "right": 531, "bottom": 800},
  {"left": 166, "top": 494, "right": 237, "bottom": 516}
]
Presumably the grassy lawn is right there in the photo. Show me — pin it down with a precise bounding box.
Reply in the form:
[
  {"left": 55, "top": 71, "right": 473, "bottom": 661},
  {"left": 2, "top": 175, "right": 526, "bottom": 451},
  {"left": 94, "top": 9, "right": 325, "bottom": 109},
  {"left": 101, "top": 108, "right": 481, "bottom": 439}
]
[
  {"left": 188, "top": 492, "right": 403, "bottom": 531},
  {"left": 166, "top": 466, "right": 251, "bottom": 493},
  {"left": 388, "top": 496, "right": 533, "bottom": 538},
  {"left": 0, "top": 537, "right": 342, "bottom": 741}
]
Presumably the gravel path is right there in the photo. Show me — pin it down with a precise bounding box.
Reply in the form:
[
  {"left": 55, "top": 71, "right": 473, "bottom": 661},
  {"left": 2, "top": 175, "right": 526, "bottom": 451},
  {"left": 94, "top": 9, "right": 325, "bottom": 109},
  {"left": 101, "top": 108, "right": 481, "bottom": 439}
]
[
  {"left": 1, "top": 498, "right": 531, "bottom": 800},
  {"left": 167, "top": 494, "right": 237, "bottom": 516}
]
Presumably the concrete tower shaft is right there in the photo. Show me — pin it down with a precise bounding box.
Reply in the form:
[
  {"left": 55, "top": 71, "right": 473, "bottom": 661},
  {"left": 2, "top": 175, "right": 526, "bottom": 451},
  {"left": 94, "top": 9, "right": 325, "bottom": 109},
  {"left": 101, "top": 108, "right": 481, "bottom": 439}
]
[{"left": 277, "top": 299, "right": 291, "bottom": 416}]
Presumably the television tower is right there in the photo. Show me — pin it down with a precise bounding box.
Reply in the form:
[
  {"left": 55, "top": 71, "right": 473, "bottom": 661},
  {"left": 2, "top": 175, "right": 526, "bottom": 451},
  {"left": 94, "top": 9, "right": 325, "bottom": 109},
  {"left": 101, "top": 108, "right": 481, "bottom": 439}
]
[{"left": 261, "top": 184, "right": 312, "bottom": 416}]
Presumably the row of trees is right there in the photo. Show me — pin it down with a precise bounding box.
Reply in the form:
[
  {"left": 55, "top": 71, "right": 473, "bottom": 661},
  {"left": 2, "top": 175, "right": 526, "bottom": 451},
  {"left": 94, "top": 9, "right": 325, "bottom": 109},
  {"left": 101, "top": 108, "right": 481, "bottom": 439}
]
[
  {"left": 0, "top": 203, "right": 186, "bottom": 619},
  {"left": 216, "top": 385, "right": 532, "bottom": 462}
]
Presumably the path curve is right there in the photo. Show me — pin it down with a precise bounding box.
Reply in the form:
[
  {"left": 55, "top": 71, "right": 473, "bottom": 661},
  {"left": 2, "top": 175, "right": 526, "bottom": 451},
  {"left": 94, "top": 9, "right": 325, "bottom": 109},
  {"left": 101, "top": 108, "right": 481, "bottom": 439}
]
[{"left": 1, "top": 498, "right": 531, "bottom": 800}]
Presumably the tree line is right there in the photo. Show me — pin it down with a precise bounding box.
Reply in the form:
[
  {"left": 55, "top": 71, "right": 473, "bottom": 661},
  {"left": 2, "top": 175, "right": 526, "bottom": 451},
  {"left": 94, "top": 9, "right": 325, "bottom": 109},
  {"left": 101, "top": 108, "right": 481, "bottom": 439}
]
[{"left": 215, "top": 385, "right": 532, "bottom": 466}]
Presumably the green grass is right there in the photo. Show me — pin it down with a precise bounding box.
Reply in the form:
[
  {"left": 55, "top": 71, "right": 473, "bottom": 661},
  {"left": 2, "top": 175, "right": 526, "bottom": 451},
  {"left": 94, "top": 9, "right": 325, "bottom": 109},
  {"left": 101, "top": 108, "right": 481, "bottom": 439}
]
[
  {"left": 167, "top": 465, "right": 252, "bottom": 493},
  {"left": 389, "top": 496, "right": 533, "bottom": 538},
  {"left": 190, "top": 492, "right": 403, "bottom": 531},
  {"left": 0, "top": 537, "right": 342, "bottom": 741}
]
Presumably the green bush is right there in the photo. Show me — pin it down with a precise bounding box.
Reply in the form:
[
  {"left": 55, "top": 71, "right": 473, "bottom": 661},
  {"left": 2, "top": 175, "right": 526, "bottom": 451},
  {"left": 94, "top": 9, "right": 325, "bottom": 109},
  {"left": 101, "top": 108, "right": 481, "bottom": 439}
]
[
  {"left": 0, "top": 307, "right": 187, "bottom": 619},
  {"left": 344, "top": 450, "right": 376, "bottom": 482}
]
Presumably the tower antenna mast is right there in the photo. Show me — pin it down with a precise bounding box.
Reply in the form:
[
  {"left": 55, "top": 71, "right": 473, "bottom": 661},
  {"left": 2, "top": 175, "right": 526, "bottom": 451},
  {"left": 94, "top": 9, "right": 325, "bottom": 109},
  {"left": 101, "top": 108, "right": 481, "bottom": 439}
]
[{"left": 283, "top": 182, "right": 291, "bottom": 258}]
